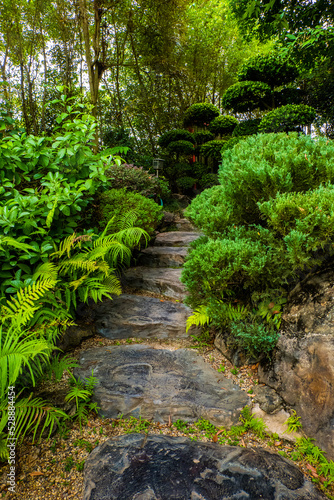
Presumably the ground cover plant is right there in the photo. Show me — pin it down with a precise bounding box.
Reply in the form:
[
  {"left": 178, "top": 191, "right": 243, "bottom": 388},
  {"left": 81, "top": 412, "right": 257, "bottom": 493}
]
[{"left": 183, "top": 132, "right": 334, "bottom": 357}]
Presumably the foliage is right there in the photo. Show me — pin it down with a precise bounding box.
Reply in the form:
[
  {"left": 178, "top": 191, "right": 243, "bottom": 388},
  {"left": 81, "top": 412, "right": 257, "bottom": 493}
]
[
  {"left": 176, "top": 176, "right": 196, "bottom": 191},
  {"left": 183, "top": 103, "right": 220, "bottom": 128},
  {"left": 186, "top": 305, "right": 211, "bottom": 333},
  {"left": 98, "top": 188, "right": 163, "bottom": 236},
  {"left": 105, "top": 163, "right": 171, "bottom": 199},
  {"left": 200, "top": 140, "right": 228, "bottom": 161},
  {"left": 193, "top": 131, "right": 215, "bottom": 145},
  {"left": 208, "top": 115, "right": 239, "bottom": 136},
  {"left": 232, "top": 118, "right": 261, "bottom": 137},
  {"left": 238, "top": 53, "right": 298, "bottom": 88},
  {"left": 158, "top": 129, "right": 195, "bottom": 148},
  {"left": 221, "top": 81, "right": 272, "bottom": 113},
  {"left": 65, "top": 372, "right": 99, "bottom": 432},
  {"left": 274, "top": 88, "right": 303, "bottom": 107},
  {"left": 230, "top": 319, "right": 279, "bottom": 358},
  {"left": 183, "top": 132, "right": 334, "bottom": 337},
  {"left": 259, "top": 104, "right": 316, "bottom": 133},
  {"left": 240, "top": 406, "right": 267, "bottom": 438},
  {"left": 285, "top": 410, "right": 302, "bottom": 433},
  {"left": 167, "top": 140, "right": 194, "bottom": 156}
]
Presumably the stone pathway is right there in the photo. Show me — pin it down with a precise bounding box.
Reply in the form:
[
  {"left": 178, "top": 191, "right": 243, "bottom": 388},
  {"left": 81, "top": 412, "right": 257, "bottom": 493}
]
[{"left": 75, "top": 222, "right": 326, "bottom": 499}]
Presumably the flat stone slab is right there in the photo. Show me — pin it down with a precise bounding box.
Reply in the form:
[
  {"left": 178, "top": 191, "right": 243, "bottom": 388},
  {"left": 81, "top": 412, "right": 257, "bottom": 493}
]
[
  {"left": 154, "top": 231, "right": 199, "bottom": 247},
  {"left": 94, "top": 294, "right": 195, "bottom": 339},
  {"left": 137, "top": 246, "right": 188, "bottom": 268},
  {"left": 123, "top": 267, "right": 185, "bottom": 299},
  {"left": 83, "top": 434, "right": 325, "bottom": 500},
  {"left": 75, "top": 345, "right": 248, "bottom": 425}
]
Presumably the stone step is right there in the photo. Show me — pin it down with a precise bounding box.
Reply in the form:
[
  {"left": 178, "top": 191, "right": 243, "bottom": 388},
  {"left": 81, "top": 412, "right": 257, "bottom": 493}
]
[
  {"left": 94, "top": 294, "right": 195, "bottom": 339},
  {"left": 154, "top": 231, "right": 199, "bottom": 247},
  {"left": 75, "top": 345, "right": 248, "bottom": 425},
  {"left": 123, "top": 267, "right": 185, "bottom": 300},
  {"left": 136, "top": 246, "right": 188, "bottom": 268},
  {"left": 174, "top": 218, "right": 196, "bottom": 232},
  {"left": 83, "top": 435, "right": 324, "bottom": 500}
]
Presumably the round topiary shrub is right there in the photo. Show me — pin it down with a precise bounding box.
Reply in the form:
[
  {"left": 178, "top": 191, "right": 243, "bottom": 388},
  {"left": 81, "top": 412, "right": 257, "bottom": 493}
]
[
  {"left": 183, "top": 103, "right": 220, "bottom": 128},
  {"left": 222, "top": 81, "right": 272, "bottom": 113},
  {"left": 273, "top": 87, "right": 303, "bottom": 107},
  {"left": 238, "top": 53, "right": 298, "bottom": 88},
  {"left": 98, "top": 188, "right": 163, "bottom": 235},
  {"left": 259, "top": 104, "right": 316, "bottom": 133},
  {"left": 208, "top": 115, "right": 239, "bottom": 136},
  {"left": 193, "top": 131, "right": 215, "bottom": 145},
  {"left": 176, "top": 176, "right": 197, "bottom": 190},
  {"left": 232, "top": 118, "right": 261, "bottom": 137},
  {"left": 167, "top": 140, "right": 194, "bottom": 156},
  {"left": 158, "top": 129, "right": 195, "bottom": 148}
]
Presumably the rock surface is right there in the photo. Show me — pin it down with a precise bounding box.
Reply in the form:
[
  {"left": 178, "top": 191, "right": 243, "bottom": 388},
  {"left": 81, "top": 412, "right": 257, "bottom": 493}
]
[
  {"left": 93, "top": 294, "right": 195, "bottom": 339},
  {"left": 83, "top": 434, "right": 325, "bottom": 500},
  {"left": 123, "top": 267, "right": 185, "bottom": 299},
  {"left": 137, "top": 246, "right": 188, "bottom": 268},
  {"left": 75, "top": 345, "right": 248, "bottom": 425},
  {"left": 154, "top": 231, "right": 199, "bottom": 247},
  {"left": 259, "top": 268, "right": 334, "bottom": 460}
]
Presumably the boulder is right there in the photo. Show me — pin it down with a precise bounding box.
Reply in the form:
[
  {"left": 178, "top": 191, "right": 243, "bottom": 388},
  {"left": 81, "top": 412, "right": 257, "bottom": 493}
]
[
  {"left": 74, "top": 345, "right": 248, "bottom": 425},
  {"left": 123, "top": 267, "right": 185, "bottom": 300},
  {"left": 93, "top": 294, "right": 196, "bottom": 339},
  {"left": 83, "top": 434, "right": 325, "bottom": 500},
  {"left": 258, "top": 268, "right": 334, "bottom": 459}
]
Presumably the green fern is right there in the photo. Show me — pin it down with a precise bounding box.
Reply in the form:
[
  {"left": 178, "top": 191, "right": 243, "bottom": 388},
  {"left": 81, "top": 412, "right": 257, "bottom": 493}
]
[{"left": 186, "top": 306, "right": 211, "bottom": 332}]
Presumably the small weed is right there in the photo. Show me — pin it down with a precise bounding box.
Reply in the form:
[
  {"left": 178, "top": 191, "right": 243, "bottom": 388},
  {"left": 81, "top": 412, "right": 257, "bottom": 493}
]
[
  {"left": 99, "top": 427, "right": 104, "bottom": 435},
  {"left": 50, "top": 439, "right": 57, "bottom": 453},
  {"left": 217, "top": 364, "right": 226, "bottom": 373},
  {"left": 285, "top": 410, "right": 302, "bottom": 433},
  {"left": 76, "top": 460, "right": 85, "bottom": 472},
  {"left": 126, "top": 338, "right": 133, "bottom": 344},
  {"left": 189, "top": 330, "right": 211, "bottom": 349},
  {"left": 247, "top": 388, "right": 253, "bottom": 394},
  {"left": 230, "top": 367, "right": 239, "bottom": 375},
  {"left": 64, "top": 456, "right": 74, "bottom": 472},
  {"left": 278, "top": 450, "right": 288, "bottom": 458},
  {"left": 73, "top": 439, "right": 93, "bottom": 453}
]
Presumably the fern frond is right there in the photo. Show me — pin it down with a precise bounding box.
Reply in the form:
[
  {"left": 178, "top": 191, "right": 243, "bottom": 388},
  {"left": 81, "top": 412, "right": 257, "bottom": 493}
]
[
  {"left": 0, "top": 236, "right": 34, "bottom": 252},
  {"left": 58, "top": 256, "right": 109, "bottom": 276},
  {"left": 186, "top": 305, "right": 211, "bottom": 333},
  {"left": 32, "top": 262, "right": 58, "bottom": 281},
  {"left": 46, "top": 195, "right": 59, "bottom": 229},
  {"left": 8, "top": 394, "right": 68, "bottom": 443},
  {"left": 1, "top": 279, "right": 57, "bottom": 327},
  {"left": 51, "top": 233, "right": 78, "bottom": 259},
  {"left": 0, "top": 325, "right": 50, "bottom": 394},
  {"left": 77, "top": 277, "right": 120, "bottom": 303}
]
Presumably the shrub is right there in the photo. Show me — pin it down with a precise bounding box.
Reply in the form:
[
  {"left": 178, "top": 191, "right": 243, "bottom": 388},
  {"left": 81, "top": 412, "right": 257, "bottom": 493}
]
[
  {"left": 230, "top": 320, "right": 279, "bottom": 358},
  {"left": 259, "top": 104, "right": 316, "bottom": 133},
  {"left": 238, "top": 53, "right": 298, "bottom": 88},
  {"left": 176, "top": 176, "right": 197, "bottom": 190},
  {"left": 220, "top": 136, "right": 247, "bottom": 155},
  {"left": 183, "top": 103, "right": 220, "bottom": 128},
  {"left": 105, "top": 163, "right": 171, "bottom": 199},
  {"left": 274, "top": 87, "right": 303, "bottom": 107},
  {"left": 200, "top": 140, "right": 228, "bottom": 161},
  {"left": 183, "top": 132, "right": 334, "bottom": 336},
  {"left": 98, "top": 188, "right": 163, "bottom": 235},
  {"left": 222, "top": 81, "right": 272, "bottom": 113},
  {"left": 167, "top": 140, "right": 194, "bottom": 156},
  {"left": 158, "top": 129, "right": 195, "bottom": 148},
  {"left": 232, "top": 118, "right": 261, "bottom": 137},
  {"left": 193, "top": 131, "right": 215, "bottom": 145},
  {"left": 208, "top": 115, "right": 239, "bottom": 136}
]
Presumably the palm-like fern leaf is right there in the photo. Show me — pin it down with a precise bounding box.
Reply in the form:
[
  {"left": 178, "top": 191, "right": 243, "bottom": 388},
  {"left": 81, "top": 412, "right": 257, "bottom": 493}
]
[{"left": 186, "top": 305, "right": 211, "bottom": 333}]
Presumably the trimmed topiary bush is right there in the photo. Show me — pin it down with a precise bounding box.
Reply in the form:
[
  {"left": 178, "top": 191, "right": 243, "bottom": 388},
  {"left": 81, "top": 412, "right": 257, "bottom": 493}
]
[
  {"left": 259, "top": 104, "right": 316, "bottom": 133},
  {"left": 193, "top": 131, "right": 215, "bottom": 145},
  {"left": 167, "top": 140, "right": 194, "bottom": 156},
  {"left": 222, "top": 81, "right": 272, "bottom": 113},
  {"left": 238, "top": 53, "right": 298, "bottom": 88},
  {"left": 232, "top": 118, "right": 261, "bottom": 137},
  {"left": 158, "top": 129, "right": 195, "bottom": 148},
  {"left": 98, "top": 188, "right": 163, "bottom": 235},
  {"left": 208, "top": 115, "right": 239, "bottom": 136},
  {"left": 183, "top": 103, "right": 220, "bottom": 128},
  {"left": 274, "top": 87, "right": 303, "bottom": 107},
  {"left": 176, "top": 176, "right": 197, "bottom": 190}
]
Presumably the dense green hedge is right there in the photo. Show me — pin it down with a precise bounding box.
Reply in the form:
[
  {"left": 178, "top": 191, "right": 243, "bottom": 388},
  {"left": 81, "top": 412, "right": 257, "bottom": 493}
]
[
  {"left": 232, "top": 118, "right": 261, "bottom": 137},
  {"left": 183, "top": 133, "right": 334, "bottom": 347},
  {"left": 158, "top": 129, "right": 195, "bottom": 148}
]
